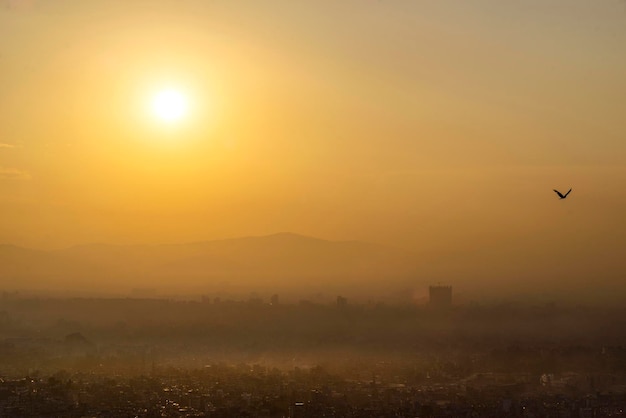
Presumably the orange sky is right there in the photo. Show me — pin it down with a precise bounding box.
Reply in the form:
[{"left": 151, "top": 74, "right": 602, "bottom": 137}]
[{"left": 1, "top": 0, "right": 625, "bottom": 273}]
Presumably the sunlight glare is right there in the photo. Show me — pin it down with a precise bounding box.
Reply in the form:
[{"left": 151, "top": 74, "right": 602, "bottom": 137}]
[{"left": 151, "top": 88, "right": 189, "bottom": 123}]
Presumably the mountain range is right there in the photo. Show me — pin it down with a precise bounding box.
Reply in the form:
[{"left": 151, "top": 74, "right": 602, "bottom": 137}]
[
  {"left": 3, "top": 231, "right": 625, "bottom": 304},
  {"left": 0, "top": 233, "right": 421, "bottom": 297}
]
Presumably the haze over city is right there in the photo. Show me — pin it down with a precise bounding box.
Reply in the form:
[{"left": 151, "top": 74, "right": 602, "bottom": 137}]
[{"left": 2, "top": 2, "right": 626, "bottom": 416}]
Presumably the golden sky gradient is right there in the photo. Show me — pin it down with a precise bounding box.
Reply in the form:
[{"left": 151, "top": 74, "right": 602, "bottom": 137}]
[{"left": 1, "top": 0, "right": 625, "bottom": 271}]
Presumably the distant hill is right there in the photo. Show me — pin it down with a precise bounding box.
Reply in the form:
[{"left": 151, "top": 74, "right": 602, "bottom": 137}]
[
  {"left": 3, "top": 232, "right": 626, "bottom": 304},
  {"left": 0, "top": 233, "right": 421, "bottom": 296}
]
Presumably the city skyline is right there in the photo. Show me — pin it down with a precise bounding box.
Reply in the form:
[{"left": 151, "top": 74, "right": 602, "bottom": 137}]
[{"left": 2, "top": 3, "right": 626, "bottom": 416}]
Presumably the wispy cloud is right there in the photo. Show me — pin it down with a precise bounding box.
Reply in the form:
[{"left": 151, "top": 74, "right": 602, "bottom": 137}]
[
  {"left": 0, "top": 167, "right": 30, "bottom": 180},
  {"left": 0, "top": 143, "right": 15, "bottom": 149},
  {"left": 2, "top": 0, "right": 36, "bottom": 12}
]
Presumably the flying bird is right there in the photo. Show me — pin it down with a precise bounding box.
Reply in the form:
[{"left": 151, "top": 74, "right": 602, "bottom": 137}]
[{"left": 553, "top": 188, "right": 572, "bottom": 199}]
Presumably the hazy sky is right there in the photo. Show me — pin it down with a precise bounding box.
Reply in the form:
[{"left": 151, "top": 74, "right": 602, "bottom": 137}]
[{"left": 1, "top": 0, "right": 625, "bottom": 265}]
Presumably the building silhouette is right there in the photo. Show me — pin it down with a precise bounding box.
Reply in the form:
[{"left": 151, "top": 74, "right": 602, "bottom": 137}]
[{"left": 429, "top": 285, "right": 452, "bottom": 308}]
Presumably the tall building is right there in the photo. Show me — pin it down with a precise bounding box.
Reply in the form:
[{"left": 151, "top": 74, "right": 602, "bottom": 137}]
[
  {"left": 429, "top": 285, "right": 452, "bottom": 308},
  {"left": 270, "top": 294, "right": 279, "bottom": 306}
]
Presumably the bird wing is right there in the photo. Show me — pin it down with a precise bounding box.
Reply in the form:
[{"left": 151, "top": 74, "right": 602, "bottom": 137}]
[
  {"left": 564, "top": 188, "right": 572, "bottom": 197},
  {"left": 553, "top": 189, "right": 565, "bottom": 198}
]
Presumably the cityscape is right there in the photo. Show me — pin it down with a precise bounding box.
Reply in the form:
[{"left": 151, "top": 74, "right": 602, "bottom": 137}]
[
  {"left": 2, "top": 1, "right": 626, "bottom": 416},
  {"left": 1, "top": 289, "right": 626, "bottom": 416}
]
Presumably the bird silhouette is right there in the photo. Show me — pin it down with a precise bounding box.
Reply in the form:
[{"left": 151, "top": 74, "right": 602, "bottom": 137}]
[{"left": 553, "top": 188, "right": 572, "bottom": 199}]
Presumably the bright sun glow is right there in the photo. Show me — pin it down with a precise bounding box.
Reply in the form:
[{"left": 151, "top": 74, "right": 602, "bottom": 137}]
[{"left": 151, "top": 89, "right": 189, "bottom": 123}]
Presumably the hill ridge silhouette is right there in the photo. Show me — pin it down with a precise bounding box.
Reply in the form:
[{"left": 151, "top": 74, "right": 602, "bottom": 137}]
[{"left": 0, "top": 233, "right": 420, "bottom": 293}]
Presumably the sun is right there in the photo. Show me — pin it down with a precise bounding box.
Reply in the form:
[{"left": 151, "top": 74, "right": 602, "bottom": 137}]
[{"left": 151, "top": 88, "right": 189, "bottom": 123}]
